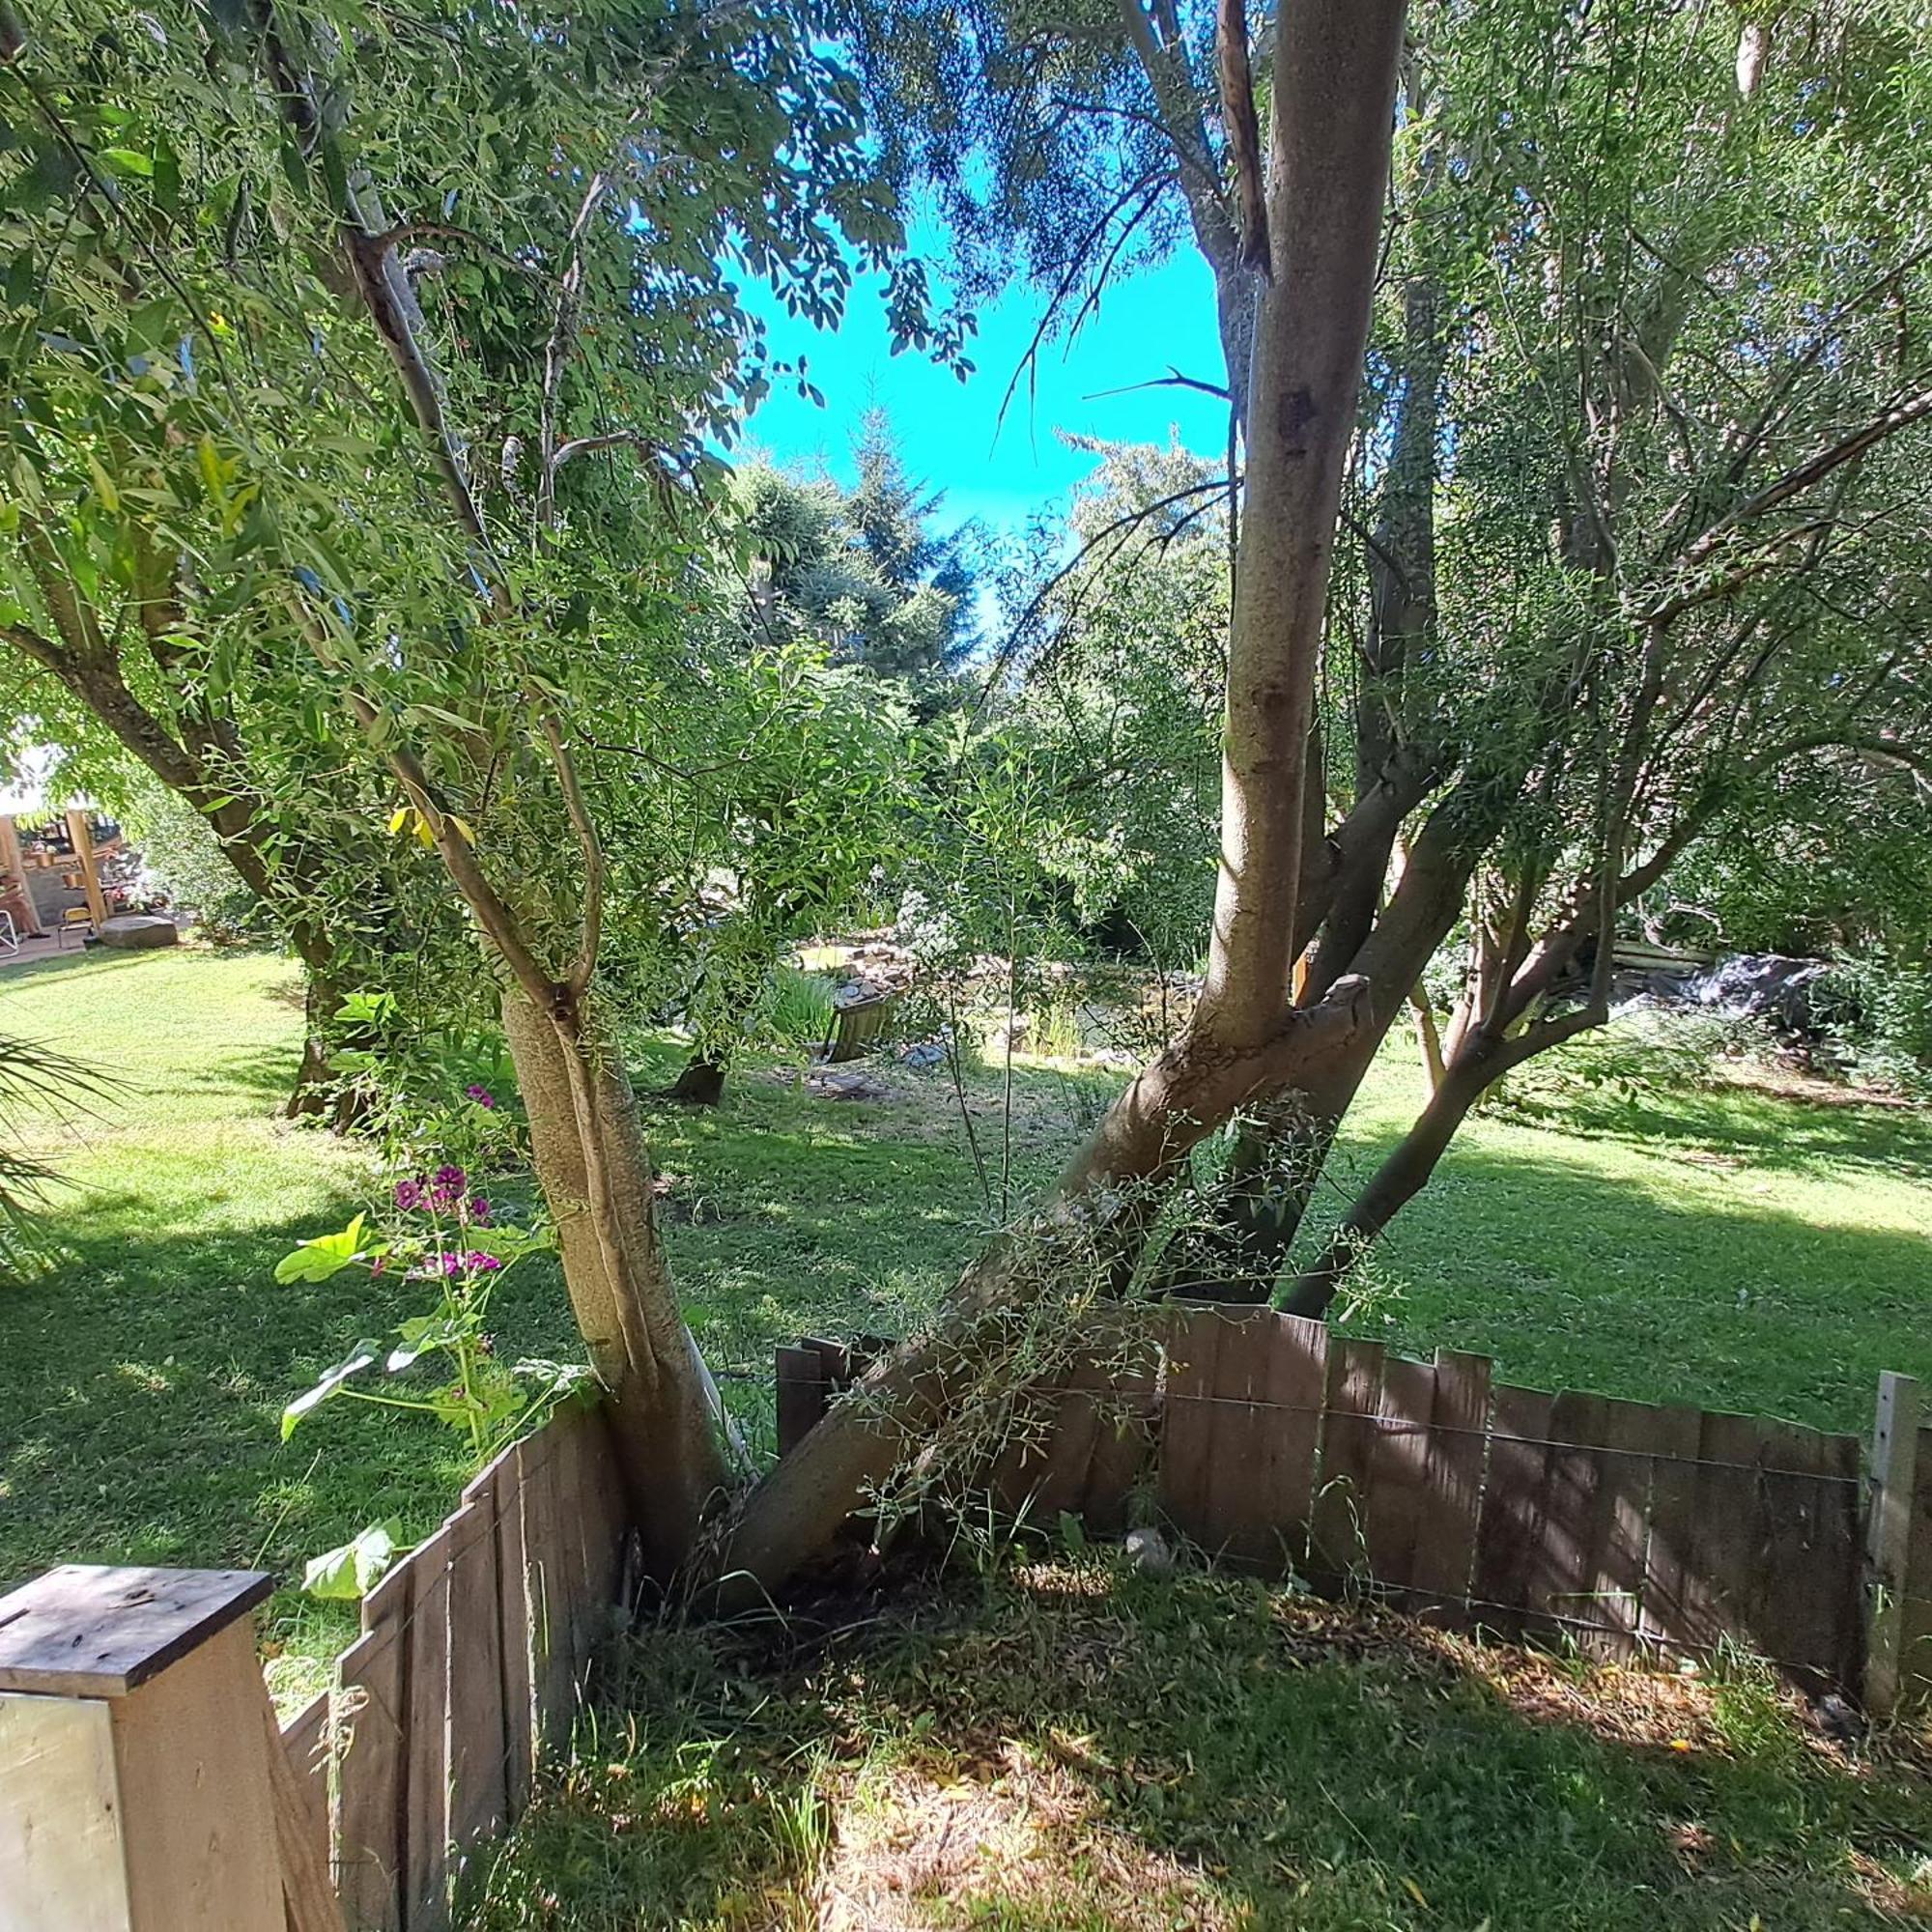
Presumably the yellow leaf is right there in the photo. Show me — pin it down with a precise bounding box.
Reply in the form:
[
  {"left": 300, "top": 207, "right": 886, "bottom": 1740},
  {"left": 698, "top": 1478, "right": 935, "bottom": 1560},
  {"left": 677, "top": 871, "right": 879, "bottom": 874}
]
[
  {"left": 413, "top": 818, "right": 437, "bottom": 849},
  {"left": 84, "top": 452, "right": 121, "bottom": 514},
  {"left": 1401, "top": 1876, "right": 1430, "bottom": 1910},
  {"left": 448, "top": 815, "right": 475, "bottom": 844},
  {"left": 387, "top": 808, "right": 411, "bottom": 836}
]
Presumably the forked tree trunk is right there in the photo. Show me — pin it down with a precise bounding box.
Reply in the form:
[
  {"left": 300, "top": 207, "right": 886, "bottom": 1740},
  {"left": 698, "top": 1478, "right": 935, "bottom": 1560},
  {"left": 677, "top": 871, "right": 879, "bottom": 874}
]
[
  {"left": 500, "top": 990, "right": 731, "bottom": 1579},
  {"left": 716, "top": 0, "right": 1411, "bottom": 1600},
  {"left": 1282, "top": 1037, "right": 1500, "bottom": 1317}
]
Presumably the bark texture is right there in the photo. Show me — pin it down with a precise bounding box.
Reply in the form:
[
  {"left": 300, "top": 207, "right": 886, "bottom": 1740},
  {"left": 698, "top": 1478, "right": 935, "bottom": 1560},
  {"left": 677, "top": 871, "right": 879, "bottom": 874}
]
[{"left": 502, "top": 991, "right": 730, "bottom": 1578}]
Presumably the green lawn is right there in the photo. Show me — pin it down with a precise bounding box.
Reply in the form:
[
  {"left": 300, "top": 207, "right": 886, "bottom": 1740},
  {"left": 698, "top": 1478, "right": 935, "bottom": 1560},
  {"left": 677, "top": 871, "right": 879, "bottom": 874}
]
[
  {"left": 466, "top": 1559, "right": 1932, "bottom": 1931},
  {"left": 1, "top": 945, "right": 1929, "bottom": 1707}
]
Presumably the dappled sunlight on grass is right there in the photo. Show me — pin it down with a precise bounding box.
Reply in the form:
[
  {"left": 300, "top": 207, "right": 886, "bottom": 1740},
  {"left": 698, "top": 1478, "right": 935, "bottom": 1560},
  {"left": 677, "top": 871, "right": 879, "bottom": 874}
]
[{"left": 465, "top": 1558, "right": 1932, "bottom": 1930}]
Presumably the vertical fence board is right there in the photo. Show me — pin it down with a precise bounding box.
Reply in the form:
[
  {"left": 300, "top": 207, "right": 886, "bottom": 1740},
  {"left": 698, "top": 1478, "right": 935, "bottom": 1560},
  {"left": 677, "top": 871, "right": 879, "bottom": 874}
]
[
  {"left": 1308, "top": 1337, "right": 1388, "bottom": 1590},
  {"left": 1907, "top": 1423, "right": 1932, "bottom": 1703},
  {"left": 445, "top": 1498, "right": 507, "bottom": 1858},
  {"left": 1690, "top": 1410, "right": 1773, "bottom": 1660},
  {"left": 1363, "top": 1354, "right": 1437, "bottom": 1594},
  {"left": 1470, "top": 1383, "right": 1555, "bottom": 1627},
  {"left": 279, "top": 1691, "right": 333, "bottom": 1896},
  {"left": 399, "top": 1522, "right": 452, "bottom": 1932},
  {"left": 523, "top": 1422, "right": 578, "bottom": 1740},
  {"left": 494, "top": 1445, "right": 536, "bottom": 1822},
  {"left": 1249, "top": 1312, "right": 1330, "bottom": 1578},
  {"left": 1752, "top": 1422, "right": 1861, "bottom": 1679},
  {"left": 776, "top": 1346, "right": 829, "bottom": 1457},
  {"left": 1158, "top": 1305, "right": 1228, "bottom": 1548},
  {"left": 333, "top": 1581, "right": 411, "bottom": 1930},
  {"left": 1074, "top": 1319, "right": 1163, "bottom": 1534},
  {"left": 1409, "top": 1349, "right": 1492, "bottom": 1608},
  {"left": 1544, "top": 1395, "right": 1658, "bottom": 1653},
  {"left": 1638, "top": 1404, "right": 1705, "bottom": 1656},
  {"left": 1202, "top": 1305, "right": 1291, "bottom": 1569},
  {"left": 1864, "top": 1377, "right": 1921, "bottom": 1714}
]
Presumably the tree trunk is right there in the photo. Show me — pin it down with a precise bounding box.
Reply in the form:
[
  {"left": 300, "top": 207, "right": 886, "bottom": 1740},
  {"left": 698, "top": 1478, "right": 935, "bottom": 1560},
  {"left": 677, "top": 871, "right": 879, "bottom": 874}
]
[
  {"left": 716, "top": 0, "right": 1410, "bottom": 1601},
  {"left": 1282, "top": 1040, "right": 1497, "bottom": 1318},
  {"left": 500, "top": 990, "right": 730, "bottom": 1579},
  {"left": 666, "top": 1053, "right": 727, "bottom": 1107}
]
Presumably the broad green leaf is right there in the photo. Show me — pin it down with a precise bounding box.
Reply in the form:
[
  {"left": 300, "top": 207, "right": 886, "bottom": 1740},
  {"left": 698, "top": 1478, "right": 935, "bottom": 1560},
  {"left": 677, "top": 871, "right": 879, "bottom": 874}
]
[
  {"left": 279, "top": 1341, "right": 381, "bottom": 1439},
  {"left": 302, "top": 1520, "right": 405, "bottom": 1601}
]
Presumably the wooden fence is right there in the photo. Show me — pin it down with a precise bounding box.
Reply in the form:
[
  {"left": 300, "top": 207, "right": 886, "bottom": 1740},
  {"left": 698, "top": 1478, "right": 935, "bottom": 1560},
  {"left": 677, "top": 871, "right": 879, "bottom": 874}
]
[
  {"left": 275, "top": 1402, "right": 633, "bottom": 1931},
  {"left": 780, "top": 1304, "right": 1907, "bottom": 1696}
]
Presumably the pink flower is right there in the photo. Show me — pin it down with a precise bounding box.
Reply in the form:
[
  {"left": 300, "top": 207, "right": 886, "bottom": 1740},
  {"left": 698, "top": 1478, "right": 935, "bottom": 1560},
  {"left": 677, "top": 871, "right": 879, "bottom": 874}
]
[
  {"left": 393, "top": 1178, "right": 425, "bottom": 1211},
  {"left": 467, "top": 1196, "right": 493, "bottom": 1226},
  {"left": 466, "top": 1085, "right": 497, "bottom": 1109},
  {"left": 429, "top": 1164, "right": 468, "bottom": 1208}
]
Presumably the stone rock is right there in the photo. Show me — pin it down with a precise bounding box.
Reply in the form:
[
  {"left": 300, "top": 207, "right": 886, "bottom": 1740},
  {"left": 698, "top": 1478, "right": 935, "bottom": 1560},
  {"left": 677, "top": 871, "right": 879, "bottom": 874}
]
[
  {"left": 806, "top": 1067, "right": 891, "bottom": 1102},
  {"left": 899, "top": 1040, "right": 947, "bottom": 1070},
  {"left": 99, "top": 914, "right": 179, "bottom": 951},
  {"left": 1685, "top": 952, "right": 1832, "bottom": 1034},
  {"left": 1123, "top": 1526, "right": 1174, "bottom": 1577}
]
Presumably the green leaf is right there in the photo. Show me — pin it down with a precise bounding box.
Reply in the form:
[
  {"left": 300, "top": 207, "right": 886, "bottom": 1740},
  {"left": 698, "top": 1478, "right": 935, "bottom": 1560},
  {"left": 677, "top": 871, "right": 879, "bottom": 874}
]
[
  {"left": 302, "top": 1521, "right": 405, "bottom": 1601},
  {"left": 274, "top": 1211, "right": 370, "bottom": 1284},
  {"left": 98, "top": 148, "right": 155, "bottom": 180},
  {"left": 279, "top": 1341, "right": 381, "bottom": 1439}
]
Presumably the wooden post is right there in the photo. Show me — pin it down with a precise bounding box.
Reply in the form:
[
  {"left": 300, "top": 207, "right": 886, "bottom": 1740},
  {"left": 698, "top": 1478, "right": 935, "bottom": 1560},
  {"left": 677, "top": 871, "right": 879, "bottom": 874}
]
[
  {"left": 65, "top": 808, "right": 109, "bottom": 929},
  {"left": 1866, "top": 1373, "right": 1919, "bottom": 1716},
  {"left": 0, "top": 813, "right": 43, "bottom": 935},
  {"left": 0, "top": 1563, "right": 330, "bottom": 1931}
]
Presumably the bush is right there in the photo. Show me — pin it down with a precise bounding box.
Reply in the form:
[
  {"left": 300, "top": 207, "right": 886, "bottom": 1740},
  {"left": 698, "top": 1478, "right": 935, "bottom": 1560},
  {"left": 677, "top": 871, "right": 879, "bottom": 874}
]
[
  {"left": 1814, "top": 953, "right": 1932, "bottom": 1098},
  {"left": 120, "top": 783, "right": 271, "bottom": 939}
]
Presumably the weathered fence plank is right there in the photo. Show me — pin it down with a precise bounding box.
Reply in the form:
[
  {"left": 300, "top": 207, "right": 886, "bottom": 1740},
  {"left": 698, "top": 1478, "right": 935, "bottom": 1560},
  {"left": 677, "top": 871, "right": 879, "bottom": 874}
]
[
  {"left": 1409, "top": 1348, "right": 1492, "bottom": 1608},
  {"left": 493, "top": 1447, "right": 536, "bottom": 1822},
  {"left": 1865, "top": 1375, "right": 1921, "bottom": 1714},
  {"left": 402, "top": 1521, "right": 453, "bottom": 1932},
  {"left": 333, "top": 1572, "right": 411, "bottom": 1930},
  {"left": 1308, "top": 1336, "right": 1388, "bottom": 1590},
  {"left": 1158, "top": 1304, "right": 1230, "bottom": 1549},
  {"left": 1202, "top": 1303, "right": 1293, "bottom": 1569},
  {"left": 279, "top": 1690, "right": 333, "bottom": 1901},
  {"left": 1638, "top": 1403, "right": 1705, "bottom": 1656},
  {"left": 446, "top": 1497, "right": 508, "bottom": 1857},
  {"left": 1361, "top": 1353, "right": 1435, "bottom": 1593},
  {"left": 1470, "top": 1382, "right": 1555, "bottom": 1626}
]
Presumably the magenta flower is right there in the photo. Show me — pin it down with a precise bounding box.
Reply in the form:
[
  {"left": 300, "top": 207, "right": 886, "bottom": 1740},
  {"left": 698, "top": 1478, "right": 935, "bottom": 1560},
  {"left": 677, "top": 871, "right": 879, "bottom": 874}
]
[
  {"left": 439, "top": 1249, "right": 501, "bottom": 1276},
  {"left": 429, "top": 1164, "right": 468, "bottom": 1208},
  {"left": 393, "top": 1178, "right": 426, "bottom": 1211},
  {"left": 467, "top": 1196, "right": 493, "bottom": 1226},
  {"left": 466, "top": 1084, "right": 497, "bottom": 1109}
]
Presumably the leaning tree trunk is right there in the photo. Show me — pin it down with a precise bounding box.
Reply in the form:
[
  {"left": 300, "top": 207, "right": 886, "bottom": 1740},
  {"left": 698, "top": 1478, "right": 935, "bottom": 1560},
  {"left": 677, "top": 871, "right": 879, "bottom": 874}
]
[
  {"left": 500, "top": 990, "right": 731, "bottom": 1579},
  {"left": 715, "top": 0, "right": 1411, "bottom": 1602}
]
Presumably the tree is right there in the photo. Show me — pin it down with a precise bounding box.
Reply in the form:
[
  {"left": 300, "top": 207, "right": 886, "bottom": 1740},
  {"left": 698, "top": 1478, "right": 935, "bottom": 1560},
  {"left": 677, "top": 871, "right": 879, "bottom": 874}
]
[
  {"left": 721, "top": 0, "right": 1411, "bottom": 1595},
  {"left": 0, "top": 0, "right": 943, "bottom": 1574},
  {"left": 735, "top": 412, "right": 978, "bottom": 688}
]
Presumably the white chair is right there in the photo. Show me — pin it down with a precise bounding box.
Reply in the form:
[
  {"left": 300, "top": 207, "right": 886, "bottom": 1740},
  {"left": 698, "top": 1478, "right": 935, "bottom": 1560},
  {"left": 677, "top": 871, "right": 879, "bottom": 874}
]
[{"left": 0, "top": 910, "right": 16, "bottom": 954}]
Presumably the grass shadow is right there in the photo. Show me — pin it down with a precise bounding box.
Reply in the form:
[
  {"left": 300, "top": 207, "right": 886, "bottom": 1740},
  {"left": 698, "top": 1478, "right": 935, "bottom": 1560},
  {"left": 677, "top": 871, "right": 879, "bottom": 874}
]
[{"left": 461, "top": 1559, "right": 1932, "bottom": 1930}]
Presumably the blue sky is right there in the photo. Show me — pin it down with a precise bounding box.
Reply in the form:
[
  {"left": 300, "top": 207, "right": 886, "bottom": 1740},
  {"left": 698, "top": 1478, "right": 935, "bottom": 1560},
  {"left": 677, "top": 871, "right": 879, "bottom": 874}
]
[{"left": 733, "top": 242, "right": 1231, "bottom": 537}]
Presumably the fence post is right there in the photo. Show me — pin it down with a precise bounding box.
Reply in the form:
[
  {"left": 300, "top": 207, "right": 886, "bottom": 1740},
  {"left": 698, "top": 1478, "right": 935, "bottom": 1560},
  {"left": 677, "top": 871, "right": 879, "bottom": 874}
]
[
  {"left": 0, "top": 1563, "right": 328, "bottom": 1931},
  {"left": 1866, "top": 1373, "right": 1920, "bottom": 1716}
]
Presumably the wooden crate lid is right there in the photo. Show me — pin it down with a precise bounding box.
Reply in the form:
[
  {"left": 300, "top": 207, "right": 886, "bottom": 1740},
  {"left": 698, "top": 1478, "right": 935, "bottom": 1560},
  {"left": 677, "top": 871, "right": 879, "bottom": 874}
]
[{"left": 0, "top": 1564, "right": 275, "bottom": 1697}]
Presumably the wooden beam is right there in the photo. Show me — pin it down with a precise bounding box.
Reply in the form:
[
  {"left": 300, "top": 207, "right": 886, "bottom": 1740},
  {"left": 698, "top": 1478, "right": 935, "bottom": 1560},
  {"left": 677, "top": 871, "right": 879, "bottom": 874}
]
[
  {"left": 65, "top": 808, "right": 109, "bottom": 929},
  {"left": 1866, "top": 1372, "right": 1920, "bottom": 1716}
]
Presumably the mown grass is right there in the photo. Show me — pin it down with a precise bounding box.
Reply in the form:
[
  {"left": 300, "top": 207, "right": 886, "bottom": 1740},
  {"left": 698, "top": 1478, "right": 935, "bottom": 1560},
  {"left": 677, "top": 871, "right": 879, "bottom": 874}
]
[
  {"left": 2, "top": 946, "right": 1929, "bottom": 1708},
  {"left": 465, "top": 1555, "right": 1932, "bottom": 1930}
]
